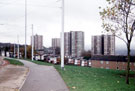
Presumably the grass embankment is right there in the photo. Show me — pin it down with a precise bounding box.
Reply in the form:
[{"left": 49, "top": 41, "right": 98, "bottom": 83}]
[
  {"left": 25, "top": 59, "right": 135, "bottom": 91},
  {"left": 55, "top": 65, "right": 135, "bottom": 91},
  {"left": 4, "top": 58, "right": 24, "bottom": 66},
  {"left": 26, "top": 59, "right": 53, "bottom": 66}
]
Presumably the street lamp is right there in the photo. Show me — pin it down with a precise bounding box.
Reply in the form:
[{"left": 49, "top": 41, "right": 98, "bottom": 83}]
[
  {"left": 17, "top": 35, "right": 20, "bottom": 59},
  {"left": 61, "top": 0, "right": 64, "bottom": 69},
  {"left": 31, "top": 24, "right": 34, "bottom": 61},
  {"left": 25, "top": 0, "right": 27, "bottom": 59},
  {"left": 14, "top": 43, "right": 15, "bottom": 58}
]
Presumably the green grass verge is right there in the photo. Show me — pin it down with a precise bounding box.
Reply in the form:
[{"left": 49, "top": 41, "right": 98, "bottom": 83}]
[
  {"left": 4, "top": 58, "right": 24, "bottom": 66},
  {"left": 55, "top": 65, "right": 135, "bottom": 91},
  {"left": 25, "top": 59, "right": 53, "bottom": 66}
]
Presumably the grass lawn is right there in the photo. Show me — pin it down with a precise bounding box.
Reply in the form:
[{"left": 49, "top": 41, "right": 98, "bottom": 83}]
[
  {"left": 55, "top": 65, "right": 135, "bottom": 91},
  {"left": 25, "top": 59, "right": 53, "bottom": 66},
  {"left": 4, "top": 58, "right": 24, "bottom": 66}
]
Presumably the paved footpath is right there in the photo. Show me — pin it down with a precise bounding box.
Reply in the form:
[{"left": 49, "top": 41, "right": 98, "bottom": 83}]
[{"left": 19, "top": 60, "right": 69, "bottom": 91}]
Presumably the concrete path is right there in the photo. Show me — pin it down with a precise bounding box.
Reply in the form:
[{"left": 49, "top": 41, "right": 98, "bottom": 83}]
[{"left": 19, "top": 60, "right": 69, "bottom": 91}]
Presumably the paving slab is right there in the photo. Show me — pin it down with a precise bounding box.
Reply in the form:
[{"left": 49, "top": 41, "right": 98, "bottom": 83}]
[{"left": 19, "top": 60, "right": 69, "bottom": 91}]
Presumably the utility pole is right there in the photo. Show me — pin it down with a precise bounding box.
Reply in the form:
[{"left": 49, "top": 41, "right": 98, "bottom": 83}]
[
  {"left": 14, "top": 43, "right": 15, "bottom": 58},
  {"left": 61, "top": 0, "right": 64, "bottom": 69},
  {"left": 25, "top": 0, "right": 27, "bottom": 59},
  {"left": 31, "top": 24, "right": 34, "bottom": 61},
  {"left": 17, "top": 35, "right": 20, "bottom": 59}
]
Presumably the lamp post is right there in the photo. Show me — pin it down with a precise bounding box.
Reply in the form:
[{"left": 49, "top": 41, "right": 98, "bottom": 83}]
[
  {"left": 25, "top": 0, "right": 27, "bottom": 59},
  {"left": 61, "top": 0, "right": 64, "bottom": 69},
  {"left": 17, "top": 35, "right": 20, "bottom": 59},
  {"left": 31, "top": 24, "right": 34, "bottom": 61},
  {"left": 14, "top": 43, "right": 15, "bottom": 58}
]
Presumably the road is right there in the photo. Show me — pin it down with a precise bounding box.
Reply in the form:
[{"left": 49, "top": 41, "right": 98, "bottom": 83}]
[{"left": 19, "top": 60, "right": 69, "bottom": 91}]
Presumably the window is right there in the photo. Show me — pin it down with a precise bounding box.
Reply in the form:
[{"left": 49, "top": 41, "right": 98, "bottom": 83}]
[
  {"left": 100, "top": 61, "right": 103, "bottom": 64},
  {"left": 89, "top": 62, "right": 91, "bottom": 66},
  {"left": 117, "top": 67, "right": 119, "bottom": 70},
  {"left": 101, "top": 66, "right": 103, "bottom": 69},
  {"left": 106, "top": 61, "right": 109, "bottom": 64},
  {"left": 106, "top": 67, "right": 109, "bottom": 69}
]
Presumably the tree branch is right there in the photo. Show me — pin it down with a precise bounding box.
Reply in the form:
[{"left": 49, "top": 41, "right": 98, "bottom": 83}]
[
  {"left": 129, "top": 20, "right": 135, "bottom": 42},
  {"left": 114, "top": 34, "right": 127, "bottom": 44}
]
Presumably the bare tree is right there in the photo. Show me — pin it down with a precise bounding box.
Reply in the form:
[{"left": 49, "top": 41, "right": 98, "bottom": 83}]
[{"left": 100, "top": 0, "right": 135, "bottom": 84}]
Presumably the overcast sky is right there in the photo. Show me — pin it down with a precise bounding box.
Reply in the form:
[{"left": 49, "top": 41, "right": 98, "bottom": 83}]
[{"left": 0, "top": 0, "right": 134, "bottom": 50}]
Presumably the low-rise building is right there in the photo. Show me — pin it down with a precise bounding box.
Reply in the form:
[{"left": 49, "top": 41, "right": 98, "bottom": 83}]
[{"left": 91, "top": 55, "right": 135, "bottom": 70}]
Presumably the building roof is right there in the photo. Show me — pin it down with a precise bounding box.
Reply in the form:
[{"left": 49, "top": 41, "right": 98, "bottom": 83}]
[{"left": 91, "top": 55, "right": 135, "bottom": 62}]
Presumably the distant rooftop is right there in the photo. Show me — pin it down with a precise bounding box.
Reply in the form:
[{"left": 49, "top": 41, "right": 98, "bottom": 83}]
[{"left": 91, "top": 55, "right": 135, "bottom": 62}]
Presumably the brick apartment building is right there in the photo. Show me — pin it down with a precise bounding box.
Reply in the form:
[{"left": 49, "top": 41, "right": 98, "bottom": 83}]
[{"left": 91, "top": 55, "right": 135, "bottom": 70}]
